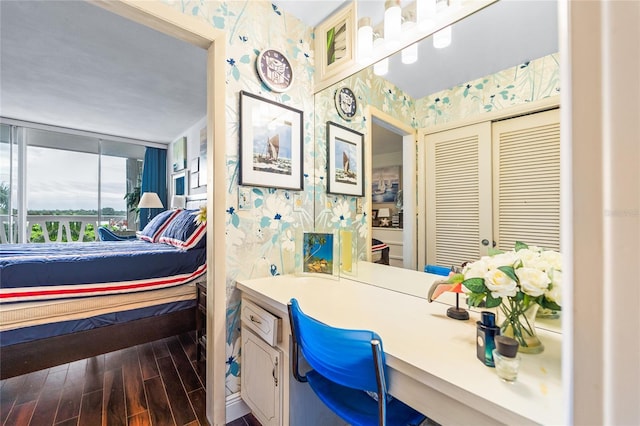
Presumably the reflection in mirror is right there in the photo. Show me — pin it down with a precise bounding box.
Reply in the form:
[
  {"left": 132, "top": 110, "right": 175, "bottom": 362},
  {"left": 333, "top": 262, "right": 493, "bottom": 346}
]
[{"left": 313, "top": 0, "right": 561, "bottom": 335}]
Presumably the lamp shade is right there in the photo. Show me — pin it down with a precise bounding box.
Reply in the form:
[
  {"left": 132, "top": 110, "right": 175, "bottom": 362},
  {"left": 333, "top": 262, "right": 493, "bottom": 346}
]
[
  {"left": 378, "top": 207, "right": 391, "bottom": 218},
  {"left": 138, "top": 192, "right": 164, "bottom": 209},
  {"left": 171, "top": 195, "right": 186, "bottom": 209}
]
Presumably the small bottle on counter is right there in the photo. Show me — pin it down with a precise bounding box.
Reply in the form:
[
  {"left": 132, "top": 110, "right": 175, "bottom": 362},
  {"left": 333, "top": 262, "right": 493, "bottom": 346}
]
[
  {"left": 476, "top": 311, "right": 500, "bottom": 367},
  {"left": 492, "top": 335, "right": 521, "bottom": 382}
]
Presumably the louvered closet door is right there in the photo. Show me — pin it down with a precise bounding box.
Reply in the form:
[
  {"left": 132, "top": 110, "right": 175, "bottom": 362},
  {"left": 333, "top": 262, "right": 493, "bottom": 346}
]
[
  {"left": 492, "top": 109, "right": 561, "bottom": 251},
  {"left": 426, "top": 122, "right": 492, "bottom": 268}
]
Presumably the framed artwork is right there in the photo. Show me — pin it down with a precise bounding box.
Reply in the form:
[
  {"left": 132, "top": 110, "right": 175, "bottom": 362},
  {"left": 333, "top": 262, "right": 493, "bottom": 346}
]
[
  {"left": 371, "top": 209, "right": 379, "bottom": 220},
  {"left": 299, "top": 231, "right": 337, "bottom": 276},
  {"left": 191, "top": 157, "right": 199, "bottom": 173},
  {"left": 190, "top": 171, "right": 199, "bottom": 189},
  {"left": 372, "top": 166, "right": 402, "bottom": 203},
  {"left": 172, "top": 136, "right": 187, "bottom": 172},
  {"left": 315, "top": 2, "right": 356, "bottom": 84},
  {"left": 199, "top": 126, "right": 208, "bottom": 188},
  {"left": 239, "top": 91, "right": 303, "bottom": 190},
  {"left": 256, "top": 49, "right": 294, "bottom": 92},
  {"left": 171, "top": 170, "right": 188, "bottom": 198},
  {"left": 326, "top": 121, "right": 364, "bottom": 196}
]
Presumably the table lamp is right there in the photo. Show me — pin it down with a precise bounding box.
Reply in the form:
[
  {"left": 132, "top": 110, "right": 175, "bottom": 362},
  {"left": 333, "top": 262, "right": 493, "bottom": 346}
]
[{"left": 138, "top": 192, "right": 164, "bottom": 221}]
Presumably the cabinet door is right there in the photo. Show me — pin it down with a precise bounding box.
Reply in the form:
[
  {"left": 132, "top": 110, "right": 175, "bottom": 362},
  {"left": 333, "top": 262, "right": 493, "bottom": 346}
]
[
  {"left": 241, "top": 328, "right": 282, "bottom": 426},
  {"left": 425, "top": 122, "right": 493, "bottom": 268},
  {"left": 492, "top": 109, "right": 561, "bottom": 251}
]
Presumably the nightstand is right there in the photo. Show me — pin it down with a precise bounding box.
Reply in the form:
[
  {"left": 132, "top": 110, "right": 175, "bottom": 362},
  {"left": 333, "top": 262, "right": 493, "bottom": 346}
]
[{"left": 196, "top": 281, "right": 207, "bottom": 362}]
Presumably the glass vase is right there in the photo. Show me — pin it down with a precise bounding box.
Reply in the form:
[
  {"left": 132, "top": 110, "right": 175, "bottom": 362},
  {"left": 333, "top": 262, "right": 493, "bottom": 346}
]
[{"left": 499, "top": 300, "right": 544, "bottom": 354}]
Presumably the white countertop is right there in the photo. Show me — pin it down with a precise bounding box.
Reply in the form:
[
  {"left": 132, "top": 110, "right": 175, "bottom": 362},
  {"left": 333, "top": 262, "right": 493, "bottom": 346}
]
[{"left": 237, "top": 272, "right": 563, "bottom": 425}]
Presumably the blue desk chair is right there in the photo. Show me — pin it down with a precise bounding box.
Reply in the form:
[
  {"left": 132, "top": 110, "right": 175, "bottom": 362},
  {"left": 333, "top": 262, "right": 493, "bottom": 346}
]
[
  {"left": 97, "top": 226, "right": 137, "bottom": 241},
  {"left": 287, "top": 298, "right": 426, "bottom": 426},
  {"left": 424, "top": 264, "right": 451, "bottom": 276}
]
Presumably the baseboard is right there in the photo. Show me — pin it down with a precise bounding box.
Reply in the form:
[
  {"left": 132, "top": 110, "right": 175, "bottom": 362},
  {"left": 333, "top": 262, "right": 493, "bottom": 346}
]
[{"left": 226, "top": 392, "right": 251, "bottom": 422}]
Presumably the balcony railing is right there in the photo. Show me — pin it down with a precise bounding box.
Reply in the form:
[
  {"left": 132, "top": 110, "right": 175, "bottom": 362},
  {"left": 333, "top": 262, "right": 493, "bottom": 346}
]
[{"left": 0, "top": 214, "right": 131, "bottom": 244}]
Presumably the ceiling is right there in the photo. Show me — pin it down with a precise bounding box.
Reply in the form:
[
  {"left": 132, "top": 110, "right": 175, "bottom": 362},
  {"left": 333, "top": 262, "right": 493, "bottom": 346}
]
[
  {"left": 0, "top": 1, "right": 207, "bottom": 144},
  {"left": 0, "top": 1, "right": 557, "bottom": 144}
]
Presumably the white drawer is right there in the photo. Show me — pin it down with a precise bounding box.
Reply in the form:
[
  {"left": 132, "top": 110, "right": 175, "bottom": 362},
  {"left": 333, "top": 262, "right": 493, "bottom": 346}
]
[{"left": 241, "top": 298, "right": 281, "bottom": 346}]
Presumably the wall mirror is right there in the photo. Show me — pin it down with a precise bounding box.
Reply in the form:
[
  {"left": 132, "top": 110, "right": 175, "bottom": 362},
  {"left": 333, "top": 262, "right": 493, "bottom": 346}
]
[{"left": 313, "top": 0, "right": 560, "bottom": 333}]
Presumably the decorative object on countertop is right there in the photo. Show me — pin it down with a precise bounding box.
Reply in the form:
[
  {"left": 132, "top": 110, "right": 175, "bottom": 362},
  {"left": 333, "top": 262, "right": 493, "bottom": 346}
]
[
  {"left": 425, "top": 265, "right": 469, "bottom": 320},
  {"left": 449, "top": 241, "right": 562, "bottom": 354},
  {"left": 493, "top": 336, "right": 521, "bottom": 382},
  {"left": 476, "top": 311, "right": 500, "bottom": 367}
]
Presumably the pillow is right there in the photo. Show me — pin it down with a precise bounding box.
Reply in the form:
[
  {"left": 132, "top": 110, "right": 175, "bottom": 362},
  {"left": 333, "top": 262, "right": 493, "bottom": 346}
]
[
  {"left": 138, "top": 209, "right": 182, "bottom": 243},
  {"left": 158, "top": 209, "right": 206, "bottom": 250}
]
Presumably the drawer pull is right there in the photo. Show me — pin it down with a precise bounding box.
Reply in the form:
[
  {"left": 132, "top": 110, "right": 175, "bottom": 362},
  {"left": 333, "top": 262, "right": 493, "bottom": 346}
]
[
  {"left": 273, "top": 357, "right": 279, "bottom": 386},
  {"left": 250, "top": 314, "right": 262, "bottom": 324}
]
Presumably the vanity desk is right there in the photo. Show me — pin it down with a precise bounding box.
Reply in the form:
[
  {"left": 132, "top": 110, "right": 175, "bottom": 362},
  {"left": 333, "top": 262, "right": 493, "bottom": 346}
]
[{"left": 237, "top": 264, "right": 562, "bottom": 425}]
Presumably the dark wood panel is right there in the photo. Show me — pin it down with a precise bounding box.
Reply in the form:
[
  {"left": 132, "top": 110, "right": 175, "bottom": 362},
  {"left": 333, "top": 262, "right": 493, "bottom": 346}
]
[
  {"left": 144, "top": 376, "right": 175, "bottom": 426},
  {"left": 188, "top": 388, "right": 207, "bottom": 426},
  {"left": 83, "top": 357, "right": 104, "bottom": 394},
  {"left": 0, "top": 375, "right": 25, "bottom": 423},
  {"left": 156, "top": 356, "right": 196, "bottom": 426},
  {"left": 1, "top": 308, "right": 196, "bottom": 380},
  {"left": 29, "top": 386, "right": 62, "bottom": 426},
  {"left": 55, "top": 383, "right": 83, "bottom": 423},
  {"left": 128, "top": 411, "right": 152, "bottom": 426},
  {"left": 137, "top": 342, "right": 159, "bottom": 380},
  {"left": 103, "top": 368, "right": 127, "bottom": 426},
  {"left": 166, "top": 337, "right": 202, "bottom": 393},
  {"left": 78, "top": 389, "right": 103, "bottom": 425},
  {"left": 152, "top": 339, "right": 171, "bottom": 359},
  {"left": 3, "top": 400, "right": 36, "bottom": 426},
  {"left": 14, "top": 369, "right": 47, "bottom": 405},
  {"left": 122, "top": 346, "right": 147, "bottom": 417}
]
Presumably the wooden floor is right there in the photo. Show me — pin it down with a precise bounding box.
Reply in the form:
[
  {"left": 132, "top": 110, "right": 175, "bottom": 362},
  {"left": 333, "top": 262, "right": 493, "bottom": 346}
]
[{"left": 0, "top": 331, "right": 258, "bottom": 426}]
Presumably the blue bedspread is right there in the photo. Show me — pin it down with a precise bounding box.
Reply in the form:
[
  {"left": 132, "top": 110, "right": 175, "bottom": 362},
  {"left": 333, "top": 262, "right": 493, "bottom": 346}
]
[{"left": 0, "top": 240, "right": 206, "bottom": 303}]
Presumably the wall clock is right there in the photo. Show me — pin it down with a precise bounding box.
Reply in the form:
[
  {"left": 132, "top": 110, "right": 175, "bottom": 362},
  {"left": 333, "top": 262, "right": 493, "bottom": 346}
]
[
  {"left": 256, "top": 49, "right": 294, "bottom": 92},
  {"left": 334, "top": 86, "right": 357, "bottom": 120}
]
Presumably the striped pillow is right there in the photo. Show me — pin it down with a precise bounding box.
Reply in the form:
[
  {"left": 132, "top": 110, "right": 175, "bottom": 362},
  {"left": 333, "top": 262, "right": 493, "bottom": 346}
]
[
  {"left": 158, "top": 209, "right": 206, "bottom": 250},
  {"left": 138, "top": 209, "right": 182, "bottom": 243}
]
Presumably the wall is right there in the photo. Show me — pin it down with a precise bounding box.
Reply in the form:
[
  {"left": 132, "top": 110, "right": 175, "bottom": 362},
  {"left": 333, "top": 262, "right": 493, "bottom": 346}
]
[{"left": 167, "top": 0, "right": 315, "bottom": 395}]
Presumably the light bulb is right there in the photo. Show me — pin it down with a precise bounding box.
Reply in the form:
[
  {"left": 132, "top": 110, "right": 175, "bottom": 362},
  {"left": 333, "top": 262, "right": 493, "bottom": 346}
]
[
  {"left": 357, "top": 17, "right": 373, "bottom": 64},
  {"left": 401, "top": 22, "right": 418, "bottom": 64},
  {"left": 416, "top": 0, "right": 437, "bottom": 32},
  {"left": 373, "top": 38, "right": 388, "bottom": 76},
  {"left": 433, "top": 25, "right": 452, "bottom": 48},
  {"left": 384, "top": 0, "right": 401, "bottom": 49}
]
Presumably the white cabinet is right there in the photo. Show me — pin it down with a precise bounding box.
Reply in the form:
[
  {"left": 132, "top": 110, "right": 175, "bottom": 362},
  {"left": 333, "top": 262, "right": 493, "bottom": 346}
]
[
  {"left": 241, "top": 327, "right": 282, "bottom": 426},
  {"left": 372, "top": 227, "right": 404, "bottom": 267},
  {"left": 239, "top": 296, "right": 346, "bottom": 426}
]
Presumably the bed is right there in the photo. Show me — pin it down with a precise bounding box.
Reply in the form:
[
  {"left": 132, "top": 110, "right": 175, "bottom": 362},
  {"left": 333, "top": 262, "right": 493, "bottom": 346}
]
[{"left": 0, "top": 205, "right": 207, "bottom": 379}]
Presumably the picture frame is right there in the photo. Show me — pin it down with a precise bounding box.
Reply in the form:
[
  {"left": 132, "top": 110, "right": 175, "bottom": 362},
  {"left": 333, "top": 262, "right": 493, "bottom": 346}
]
[
  {"left": 239, "top": 91, "right": 303, "bottom": 190},
  {"left": 171, "top": 170, "right": 188, "bottom": 198},
  {"left": 190, "top": 171, "right": 199, "bottom": 189},
  {"left": 297, "top": 231, "right": 338, "bottom": 277},
  {"left": 315, "top": 2, "right": 356, "bottom": 85},
  {"left": 172, "top": 136, "right": 187, "bottom": 172},
  {"left": 191, "top": 157, "right": 199, "bottom": 173},
  {"left": 326, "top": 121, "right": 364, "bottom": 196},
  {"left": 371, "top": 209, "right": 379, "bottom": 220},
  {"left": 372, "top": 165, "right": 402, "bottom": 203}
]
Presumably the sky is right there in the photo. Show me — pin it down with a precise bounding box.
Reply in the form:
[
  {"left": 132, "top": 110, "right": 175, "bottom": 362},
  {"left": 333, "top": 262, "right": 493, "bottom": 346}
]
[{"left": 1, "top": 144, "right": 128, "bottom": 211}]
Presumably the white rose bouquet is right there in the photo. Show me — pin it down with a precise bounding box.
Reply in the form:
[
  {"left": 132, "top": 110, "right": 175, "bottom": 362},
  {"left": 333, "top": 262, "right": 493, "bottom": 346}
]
[{"left": 448, "top": 241, "right": 562, "bottom": 353}]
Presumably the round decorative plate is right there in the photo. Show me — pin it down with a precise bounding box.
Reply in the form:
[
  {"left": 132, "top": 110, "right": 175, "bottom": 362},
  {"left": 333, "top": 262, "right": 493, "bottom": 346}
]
[
  {"left": 334, "top": 87, "right": 357, "bottom": 120},
  {"left": 256, "top": 49, "right": 294, "bottom": 92}
]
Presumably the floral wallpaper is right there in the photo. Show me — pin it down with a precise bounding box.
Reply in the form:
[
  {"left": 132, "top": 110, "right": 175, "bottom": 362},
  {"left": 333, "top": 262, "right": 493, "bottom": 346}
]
[{"left": 168, "top": 0, "right": 560, "bottom": 399}]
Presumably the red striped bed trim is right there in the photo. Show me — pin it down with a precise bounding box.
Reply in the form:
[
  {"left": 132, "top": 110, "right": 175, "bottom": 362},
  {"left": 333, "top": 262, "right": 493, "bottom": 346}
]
[
  {"left": 371, "top": 243, "right": 388, "bottom": 251},
  {"left": 159, "top": 223, "right": 206, "bottom": 250},
  {"left": 0, "top": 264, "right": 206, "bottom": 303}
]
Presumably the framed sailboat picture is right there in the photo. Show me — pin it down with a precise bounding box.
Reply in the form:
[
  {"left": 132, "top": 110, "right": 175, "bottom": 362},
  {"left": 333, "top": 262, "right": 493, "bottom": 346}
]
[
  {"left": 239, "top": 91, "right": 303, "bottom": 190},
  {"left": 326, "top": 121, "right": 364, "bottom": 196}
]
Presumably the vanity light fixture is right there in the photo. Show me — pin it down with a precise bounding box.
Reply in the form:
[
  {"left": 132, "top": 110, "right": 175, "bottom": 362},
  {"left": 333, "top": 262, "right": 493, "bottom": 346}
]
[
  {"left": 373, "top": 37, "right": 389, "bottom": 76},
  {"left": 401, "top": 21, "right": 418, "bottom": 64},
  {"left": 384, "top": 0, "right": 402, "bottom": 49},
  {"left": 357, "top": 17, "right": 373, "bottom": 64},
  {"left": 433, "top": 0, "right": 452, "bottom": 48}
]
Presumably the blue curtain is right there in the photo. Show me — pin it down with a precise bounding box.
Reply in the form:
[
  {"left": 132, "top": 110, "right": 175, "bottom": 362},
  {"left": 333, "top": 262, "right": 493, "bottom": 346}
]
[{"left": 140, "top": 147, "right": 167, "bottom": 229}]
